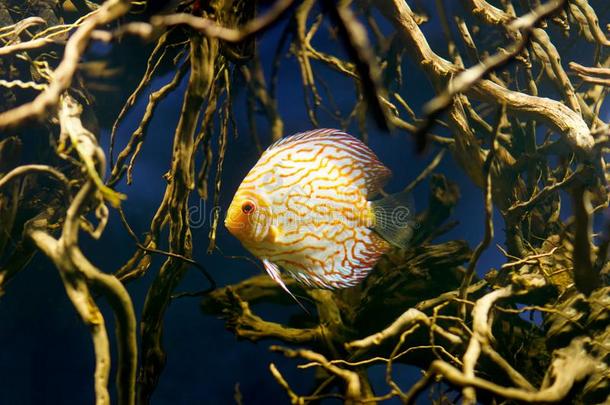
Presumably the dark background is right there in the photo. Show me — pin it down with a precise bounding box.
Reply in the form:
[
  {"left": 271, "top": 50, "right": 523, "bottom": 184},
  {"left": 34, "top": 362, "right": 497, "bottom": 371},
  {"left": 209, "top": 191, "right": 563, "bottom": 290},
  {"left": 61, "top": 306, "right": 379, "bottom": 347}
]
[{"left": 0, "top": 2, "right": 605, "bottom": 404}]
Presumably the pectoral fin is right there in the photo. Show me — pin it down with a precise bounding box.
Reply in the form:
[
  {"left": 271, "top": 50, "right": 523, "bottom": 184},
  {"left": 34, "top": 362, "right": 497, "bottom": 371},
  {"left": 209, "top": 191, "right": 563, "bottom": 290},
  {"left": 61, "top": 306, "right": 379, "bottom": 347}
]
[{"left": 265, "top": 225, "right": 280, "bottom": 243}]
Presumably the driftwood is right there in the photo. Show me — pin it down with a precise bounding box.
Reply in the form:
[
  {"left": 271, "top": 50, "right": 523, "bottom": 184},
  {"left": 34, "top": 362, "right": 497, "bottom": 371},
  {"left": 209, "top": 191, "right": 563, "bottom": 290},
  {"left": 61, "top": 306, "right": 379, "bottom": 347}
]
[{"left": 0, "top": 0, "right": 608, "bottom": 404}]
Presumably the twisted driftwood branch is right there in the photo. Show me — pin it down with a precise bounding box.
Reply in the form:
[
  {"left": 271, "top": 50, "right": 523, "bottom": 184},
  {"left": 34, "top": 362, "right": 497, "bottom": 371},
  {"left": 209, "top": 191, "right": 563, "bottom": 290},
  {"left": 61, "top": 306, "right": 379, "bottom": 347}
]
[
  {"left": 0, "top": 0, "right": 131, "bottom": 129},
  {"left": 18, "top": 95, "right": 137, "bottom": 405}
]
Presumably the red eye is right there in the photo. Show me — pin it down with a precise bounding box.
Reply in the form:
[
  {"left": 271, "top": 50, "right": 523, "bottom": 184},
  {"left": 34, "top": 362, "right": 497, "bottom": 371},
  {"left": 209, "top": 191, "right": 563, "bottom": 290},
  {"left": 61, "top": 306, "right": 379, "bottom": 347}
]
[{"left": 241, "top": 201, "right": 256, "bottom": 214}]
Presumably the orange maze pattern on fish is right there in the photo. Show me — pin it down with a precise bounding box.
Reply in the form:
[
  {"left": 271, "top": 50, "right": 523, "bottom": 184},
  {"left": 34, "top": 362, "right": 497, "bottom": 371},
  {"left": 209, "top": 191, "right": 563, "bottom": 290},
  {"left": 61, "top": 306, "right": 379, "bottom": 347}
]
[{"left": 238, "top": 129, "right": 391, "bottom": 289}]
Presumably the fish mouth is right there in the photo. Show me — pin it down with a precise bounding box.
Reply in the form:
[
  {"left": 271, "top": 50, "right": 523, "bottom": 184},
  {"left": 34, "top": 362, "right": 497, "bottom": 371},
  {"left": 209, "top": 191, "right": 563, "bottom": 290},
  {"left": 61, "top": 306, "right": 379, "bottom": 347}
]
[
  {"left": 223, "top": 215, "right": 237, "bottom": 232},
  {"left": 224, "top": 208, "right": 244, "bottom": 237}
]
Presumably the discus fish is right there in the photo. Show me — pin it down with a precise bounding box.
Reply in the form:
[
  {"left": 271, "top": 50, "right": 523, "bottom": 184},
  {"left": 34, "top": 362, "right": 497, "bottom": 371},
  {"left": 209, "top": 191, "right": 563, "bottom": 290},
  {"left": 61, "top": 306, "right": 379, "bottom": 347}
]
[{"left": 224, "top": 129, "right": 413, "bottom": 301}]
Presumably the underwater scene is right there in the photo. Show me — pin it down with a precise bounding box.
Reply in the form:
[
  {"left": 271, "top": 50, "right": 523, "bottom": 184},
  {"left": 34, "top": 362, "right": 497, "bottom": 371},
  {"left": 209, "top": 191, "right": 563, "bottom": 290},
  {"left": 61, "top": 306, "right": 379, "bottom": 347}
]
[{"left": 0, "top": 0, "right": 609, "bottom": 404}]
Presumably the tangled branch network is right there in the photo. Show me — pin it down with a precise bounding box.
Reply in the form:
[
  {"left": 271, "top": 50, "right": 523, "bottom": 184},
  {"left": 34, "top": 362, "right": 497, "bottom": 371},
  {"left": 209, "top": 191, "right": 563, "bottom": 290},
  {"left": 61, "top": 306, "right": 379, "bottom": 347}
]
[{"left": 0, "top": 0, "right": 608, "bottom": 404}]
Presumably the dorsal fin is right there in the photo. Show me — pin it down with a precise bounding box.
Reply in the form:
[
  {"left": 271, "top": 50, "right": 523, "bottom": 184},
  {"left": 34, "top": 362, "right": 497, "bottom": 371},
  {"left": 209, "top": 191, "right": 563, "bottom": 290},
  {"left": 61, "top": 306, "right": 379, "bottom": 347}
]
[
  {"left": 266, "top": 129, "right": 391, "bottom": 197},
  {"left": 266, "top": 128, "right": 338, "bottom": 150}
]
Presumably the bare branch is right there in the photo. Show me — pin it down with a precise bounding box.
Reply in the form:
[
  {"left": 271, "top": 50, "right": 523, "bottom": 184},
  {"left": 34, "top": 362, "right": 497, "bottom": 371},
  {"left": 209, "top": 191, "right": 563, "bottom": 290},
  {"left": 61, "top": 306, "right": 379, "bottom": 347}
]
[
  {"left": 375, "top": 0, "right": 595, "bottom": 153},
  {"left": 107, "top": 0, "right": 295, "bottom": 43},
  {"left": 0, "top": 0, "right": 132, "bottom": 129}
]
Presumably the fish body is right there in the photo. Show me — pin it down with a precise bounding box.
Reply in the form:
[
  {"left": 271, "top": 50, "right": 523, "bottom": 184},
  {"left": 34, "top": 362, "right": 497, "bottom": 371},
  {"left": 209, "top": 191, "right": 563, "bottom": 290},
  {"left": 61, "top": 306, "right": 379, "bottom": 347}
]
[{"left": 224, "top": 129, "right": 412, "bottom": 291}]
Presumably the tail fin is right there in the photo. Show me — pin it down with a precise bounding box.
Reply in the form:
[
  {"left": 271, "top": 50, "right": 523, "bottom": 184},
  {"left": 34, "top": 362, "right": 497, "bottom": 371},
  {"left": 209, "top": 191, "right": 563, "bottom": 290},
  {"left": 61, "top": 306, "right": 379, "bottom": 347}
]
[{"left": 370, "top": 191, "right": 416, "bottom": 249}]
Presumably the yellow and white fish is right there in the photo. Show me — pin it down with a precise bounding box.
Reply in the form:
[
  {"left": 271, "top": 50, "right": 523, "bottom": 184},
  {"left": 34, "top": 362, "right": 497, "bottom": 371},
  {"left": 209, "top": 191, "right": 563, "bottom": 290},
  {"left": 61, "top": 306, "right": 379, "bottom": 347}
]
[{"left": 224, "top": 129, "right": 413, "bottom": 299}]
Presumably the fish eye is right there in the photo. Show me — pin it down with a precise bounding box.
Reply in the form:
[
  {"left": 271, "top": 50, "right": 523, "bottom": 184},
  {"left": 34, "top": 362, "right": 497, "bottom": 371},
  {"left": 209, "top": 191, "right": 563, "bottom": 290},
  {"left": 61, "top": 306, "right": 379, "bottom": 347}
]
[{"left": 241, "top": 200, "right": 256, "bottom": 215}]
